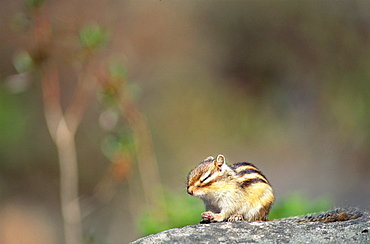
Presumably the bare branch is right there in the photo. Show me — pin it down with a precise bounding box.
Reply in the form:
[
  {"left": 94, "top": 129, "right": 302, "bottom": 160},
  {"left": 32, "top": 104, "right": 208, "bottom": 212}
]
[
  {"left": 55, "top": 119, "right": 83, "bottom": 244},
  {"left": 34, "top": 5, "right": 84, "bottom": 244},
  {"left": 64, "top": 64, "right": 99, "bottom": 134},
  {"left": 40, "top": 61, "right": 63, "bottom": 140}
]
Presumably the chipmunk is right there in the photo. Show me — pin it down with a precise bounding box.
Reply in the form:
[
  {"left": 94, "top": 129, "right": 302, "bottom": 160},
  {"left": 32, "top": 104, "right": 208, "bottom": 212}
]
[
  {"left": 187, "top": 154, "right": 274, "bottom": 223},
  {"left": 187, "top": 154, "right": 362, "bottom": 224}
]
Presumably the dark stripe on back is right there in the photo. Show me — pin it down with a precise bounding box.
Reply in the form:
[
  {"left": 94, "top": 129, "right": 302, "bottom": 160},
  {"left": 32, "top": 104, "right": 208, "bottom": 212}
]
[
  {"left": 236, "top": 168, "right": 261, "bottom": 176},
  {"left": 231, "top": 162, "right": 256, "bottom": 169},
  {"left": 232, "top": 162, "right": 270, "bottom": 183},
  {"left": 239, "top": 178, "right": 268, "bottom": 188}
]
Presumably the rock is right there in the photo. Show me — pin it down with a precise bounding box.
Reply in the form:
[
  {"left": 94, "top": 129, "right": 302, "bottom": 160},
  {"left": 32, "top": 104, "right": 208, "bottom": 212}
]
[{"left": 131, "top": 211, "right": 369, "bottom": 243}]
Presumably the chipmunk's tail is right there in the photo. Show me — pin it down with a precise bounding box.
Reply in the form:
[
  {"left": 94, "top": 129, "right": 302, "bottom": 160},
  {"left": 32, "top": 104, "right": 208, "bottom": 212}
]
[{"left": 286, "top": 208, "right": 362, "bottom": 223}]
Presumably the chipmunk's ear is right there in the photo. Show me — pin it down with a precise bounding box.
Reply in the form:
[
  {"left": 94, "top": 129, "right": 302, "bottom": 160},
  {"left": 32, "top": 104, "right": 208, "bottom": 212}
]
[{"left": 215, "top": 154, "right": 225, "bottom": 171}]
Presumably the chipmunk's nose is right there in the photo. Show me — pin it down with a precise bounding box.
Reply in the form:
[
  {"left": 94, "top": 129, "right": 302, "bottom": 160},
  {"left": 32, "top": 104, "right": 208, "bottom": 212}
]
[{"left": 187, "top": 186, "right": 193, "bottom": 195}]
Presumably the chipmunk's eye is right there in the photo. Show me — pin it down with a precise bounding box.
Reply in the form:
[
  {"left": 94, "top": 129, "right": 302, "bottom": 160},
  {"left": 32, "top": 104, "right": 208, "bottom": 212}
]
[{"left": 200, "top": 172, "right": 213, "bottom": 183}]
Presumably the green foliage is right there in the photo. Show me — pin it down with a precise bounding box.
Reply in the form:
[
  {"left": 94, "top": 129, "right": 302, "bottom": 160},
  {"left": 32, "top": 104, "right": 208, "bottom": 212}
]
[
  {"left": 0, "top": 89, "right": 30, "bottom": 168},
  {"left": 0, "top": 91, "right": 29, "bottom": 142},
  {"left": 101, "top": 127, "right": 135, "bottom": 160},
  {"left": 108, "top": 60, "right": 128, "bottom": 81},
  {"left": 98, "top": 61, "right": 141, "bottom": 107},
  {"left": 108, "top": 60, "right": 141, "bottom": 99},
  {"left": 138, "top": 189, "right": 204, "bottom": 236},
  {"left": 268, "top": 192, "right": 332, "bottom": 220},
  {"left": 26, "top": 0, "right": 47, "bottom": 10},
  {"left": 79, "top": 24, "right": 109, "bottom": 51}
]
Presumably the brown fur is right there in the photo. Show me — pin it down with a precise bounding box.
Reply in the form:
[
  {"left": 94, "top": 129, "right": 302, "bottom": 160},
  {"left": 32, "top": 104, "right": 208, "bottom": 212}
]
[{"left": 187, "top": 154, "right": 275, "bottom": 223}]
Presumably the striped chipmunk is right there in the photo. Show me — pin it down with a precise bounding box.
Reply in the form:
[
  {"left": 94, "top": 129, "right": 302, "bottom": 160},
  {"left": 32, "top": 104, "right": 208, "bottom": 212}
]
[{"left": 187, "top": 154, "right": 362, "bottom": 224}]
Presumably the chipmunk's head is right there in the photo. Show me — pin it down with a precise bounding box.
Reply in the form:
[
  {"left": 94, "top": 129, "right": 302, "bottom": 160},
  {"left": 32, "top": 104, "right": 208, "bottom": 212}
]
[{"left": 187, "top": 154, "right": 229, "bottom": 198}]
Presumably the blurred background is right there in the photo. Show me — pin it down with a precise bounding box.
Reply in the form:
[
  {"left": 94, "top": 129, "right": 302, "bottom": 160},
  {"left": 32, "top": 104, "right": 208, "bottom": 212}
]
[{"left": 0, "top": 0, "right": 369, "bottom": 243}]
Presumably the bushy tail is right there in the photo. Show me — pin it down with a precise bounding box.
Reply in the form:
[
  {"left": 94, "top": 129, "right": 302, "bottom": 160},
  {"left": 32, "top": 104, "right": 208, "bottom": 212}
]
[{"left": 285, "top": 208, "right": 362, "bottom": 223}]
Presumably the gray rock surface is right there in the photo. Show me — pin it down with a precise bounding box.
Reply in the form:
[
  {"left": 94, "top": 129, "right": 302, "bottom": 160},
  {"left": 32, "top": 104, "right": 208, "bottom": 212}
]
[{"left": 131, "top": 211, "right": 369, "bottom": 243}]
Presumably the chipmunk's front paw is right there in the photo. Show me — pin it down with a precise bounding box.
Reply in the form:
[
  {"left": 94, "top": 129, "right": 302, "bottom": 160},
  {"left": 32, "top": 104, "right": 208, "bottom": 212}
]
[
  {"left": 228, "top": 214, "right": 244, "bottom": 222},
  {"left": 200, "top": 211, "right": 215, "bottom": 223}
]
